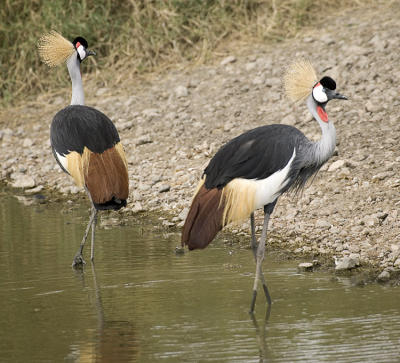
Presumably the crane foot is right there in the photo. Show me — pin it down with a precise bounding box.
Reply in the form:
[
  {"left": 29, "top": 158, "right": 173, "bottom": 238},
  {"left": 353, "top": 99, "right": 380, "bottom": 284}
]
[{"left": 72, "top": 254, "right": 86, "bottom": 268}]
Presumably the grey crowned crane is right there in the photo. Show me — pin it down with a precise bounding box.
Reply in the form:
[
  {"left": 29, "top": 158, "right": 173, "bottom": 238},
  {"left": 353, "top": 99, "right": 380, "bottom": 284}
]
[
  {"left": 38, "top": 31, "right": 129, "bottom": 267},
  {"left": 181, "top": 59, "right": 347, "bottom": 313}
]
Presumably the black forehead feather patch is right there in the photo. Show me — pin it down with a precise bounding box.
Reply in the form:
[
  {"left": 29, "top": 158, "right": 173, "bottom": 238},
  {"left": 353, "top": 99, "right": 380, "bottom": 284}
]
[
  {"left": 72, "top": 37, "right": 88, "bottom": 49},
  {"left": 319, "top": 76, "right": 336, "bottom": 90}
]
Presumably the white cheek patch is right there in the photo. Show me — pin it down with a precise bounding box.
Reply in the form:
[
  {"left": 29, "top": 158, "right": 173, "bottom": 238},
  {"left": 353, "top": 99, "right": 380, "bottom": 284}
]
[
  {"left": 76, "top": 45, "right": 86, "bottom": 60},
  {"left": 312, "top": 84, "right": 328, "bottom": 103}
]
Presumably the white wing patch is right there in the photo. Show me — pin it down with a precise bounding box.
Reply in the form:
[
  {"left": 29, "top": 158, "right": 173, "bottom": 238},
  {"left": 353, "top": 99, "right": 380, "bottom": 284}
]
[
  {"left": 254, "top": 149, "right": 296, "bottom": 209},
  {"left": 55, "top": 151, "right": 68, "bottom": 171}
]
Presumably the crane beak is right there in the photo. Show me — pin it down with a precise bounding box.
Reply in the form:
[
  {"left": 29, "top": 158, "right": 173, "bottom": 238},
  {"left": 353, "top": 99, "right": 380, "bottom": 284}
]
[
  {"left": 333, "top": 92, "right": 348, "bottom": 100},
  {"left": 326, "top": 89, "right": 348, "bottom": 100},
  {"left": 87, "top": 50, "right": 96, "bottom": 57}
]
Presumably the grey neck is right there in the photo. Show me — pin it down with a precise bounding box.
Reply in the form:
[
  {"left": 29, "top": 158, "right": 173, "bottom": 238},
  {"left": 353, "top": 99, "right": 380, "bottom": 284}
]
[
  {"left": 306, "top": 94, "right": 336, "bottom": 166},
  {"left": 66, "top": 54, "right": 85, "bottom": 105}
]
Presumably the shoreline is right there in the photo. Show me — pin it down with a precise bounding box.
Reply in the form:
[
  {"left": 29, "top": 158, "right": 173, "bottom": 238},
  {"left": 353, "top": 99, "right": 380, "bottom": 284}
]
[{"left": 2, "top": 181, "right": 399, "bottom": 286}]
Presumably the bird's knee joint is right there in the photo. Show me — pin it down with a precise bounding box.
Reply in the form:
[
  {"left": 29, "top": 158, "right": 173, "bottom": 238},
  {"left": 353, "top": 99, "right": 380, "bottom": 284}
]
[{"left": 256, "top": 252, "right": 265, "bottom": 261}]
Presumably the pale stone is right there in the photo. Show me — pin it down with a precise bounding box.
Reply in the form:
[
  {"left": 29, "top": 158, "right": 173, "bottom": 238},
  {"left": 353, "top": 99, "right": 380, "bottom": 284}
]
[
  {"left": 220, "top": 55, "right": 236, "bottom": 65},
  {"left": 328, "top": 159, "right": 346, "bottom": 172},
  {"left": 175, "top": 85, "right": 189, "bottom": 98},
  {"left": 12, "top": 175, "right": 36, "bottom": 189},
  {"left": 334, "top": 256, "right": 357, "bottom": 271},
  {"left": 377, "top": 270, "right": 390, "bottom": 282},
  {"left": 298, "top": 262, "right": 313, "bottom": 271}
]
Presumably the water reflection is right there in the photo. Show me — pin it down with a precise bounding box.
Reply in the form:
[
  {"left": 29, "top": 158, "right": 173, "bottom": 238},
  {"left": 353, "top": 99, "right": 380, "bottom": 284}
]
[
  {"left": 71, "top": 264, "right": 139, "bottom": 362},
  {"left": 251, "top": 305, "right": 272, "bottom": 362}
]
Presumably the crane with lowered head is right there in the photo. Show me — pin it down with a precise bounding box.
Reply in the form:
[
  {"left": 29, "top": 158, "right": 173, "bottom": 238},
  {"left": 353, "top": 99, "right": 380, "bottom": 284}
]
[
  {"left": 181, "top": 59, "right": 347, "bottom": 313},
  {"left": 38, "top": 31, "right": 129, "bottom": 268}
]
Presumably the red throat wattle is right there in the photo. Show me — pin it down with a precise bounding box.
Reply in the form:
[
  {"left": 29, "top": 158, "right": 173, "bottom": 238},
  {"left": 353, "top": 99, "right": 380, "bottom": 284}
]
[{"left": 317, "top": 106, "right": 329, "bottom": 122}]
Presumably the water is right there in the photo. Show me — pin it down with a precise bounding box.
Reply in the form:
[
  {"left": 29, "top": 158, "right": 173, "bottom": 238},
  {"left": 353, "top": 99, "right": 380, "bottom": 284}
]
[{"left": 0, "top": 189, "right": 399, "bottom": 362}]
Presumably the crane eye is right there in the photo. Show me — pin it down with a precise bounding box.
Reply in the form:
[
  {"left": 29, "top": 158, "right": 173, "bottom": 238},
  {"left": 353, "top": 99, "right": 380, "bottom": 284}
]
[{"left": 312, "top": 83, "right": 328, "bottom": 103}]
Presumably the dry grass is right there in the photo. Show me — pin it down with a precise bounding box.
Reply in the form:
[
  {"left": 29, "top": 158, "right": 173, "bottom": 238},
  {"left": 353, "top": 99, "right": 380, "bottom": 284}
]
[{"left": 1, "top": 0, "right": 368, "bottom": 106}]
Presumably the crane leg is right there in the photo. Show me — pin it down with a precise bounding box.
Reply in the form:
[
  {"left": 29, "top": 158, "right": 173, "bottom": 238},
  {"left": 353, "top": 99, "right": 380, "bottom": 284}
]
[
  {"left": 90, "top": 209, "right": 98, "bottom": 262},
  {"left": 72, "top": 206, "right": 97, "bottom": 268},
  {"left": 250, "top": 213, "right": 271, "bottom": 303},
  {"left": 250, "top": 212, "right": 272, "bottom": 313}
]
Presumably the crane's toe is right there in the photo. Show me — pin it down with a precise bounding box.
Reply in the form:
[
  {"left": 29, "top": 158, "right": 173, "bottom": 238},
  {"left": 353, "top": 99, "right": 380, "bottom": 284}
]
[{"left": 72, "top": 254, "right": 86, "bottom": 268}]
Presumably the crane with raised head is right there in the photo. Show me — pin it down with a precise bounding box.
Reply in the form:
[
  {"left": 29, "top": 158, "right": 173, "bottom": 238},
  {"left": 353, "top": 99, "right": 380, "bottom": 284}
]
[
  {"left": 38, "top": 31, "right": 129, "bottom": 268},
  {"left": 181, "top": 59, "right": 347, "bottom": 313}
]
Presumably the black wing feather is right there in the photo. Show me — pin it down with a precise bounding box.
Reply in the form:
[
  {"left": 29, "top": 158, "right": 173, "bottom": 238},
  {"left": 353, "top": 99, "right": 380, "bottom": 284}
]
[
  {"left": 204, "top": 124, "right": 308, "bottom": 189},
  {"left": 50, "top": 105, "right": 120, "bottom": 155}
]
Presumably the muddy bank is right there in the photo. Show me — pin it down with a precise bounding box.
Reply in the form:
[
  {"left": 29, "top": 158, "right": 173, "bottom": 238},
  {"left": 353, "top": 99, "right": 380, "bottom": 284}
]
[{"left": 1, "top": 1, "right": 399, "bottom": 280}]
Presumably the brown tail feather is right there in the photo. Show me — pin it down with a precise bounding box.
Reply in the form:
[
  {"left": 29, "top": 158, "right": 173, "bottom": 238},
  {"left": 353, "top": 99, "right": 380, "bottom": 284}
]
[
  {"left": 181, "top": 185, "right": 225, "bottom": 250},
  {"left": 85, "top": 145, "right": 129, "bottom": 205}
]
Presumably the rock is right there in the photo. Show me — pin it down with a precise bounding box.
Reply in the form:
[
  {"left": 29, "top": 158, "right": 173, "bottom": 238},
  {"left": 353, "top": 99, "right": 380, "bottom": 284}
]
[
  {"left": 136, "top": 135, "right": 153, "bottom": 146},
  {"left": 52, "top": 96, "right": 64, "bottom": 105},
  {"left": 252, "top": 76, "right": 265, "bottom": 85},
  {"left": 116, "top": 120, "right": 134, "bottom": 130},
  {"left": 11, "top": 175, "right": 36, "bottom": 189},
  {"left": 178, "top": 207, "right": 189, "bottom": 221},
  {"left": 132, "top": 190, "right": 143, "bottom": 201},
  {"left": 95, "top": 87, "right": 109, "bottom": 96},
  {"left": 175, "top": 85, "right": 189, "bottom": 98},
  {"left": 188, "top": 79, "right": 200, "bottom": 88},
  {"left": 23, "top": 138, "right": 34, "bottom": 147},
  {"left": 25, "top": 185, "right": 44, "bottom": 194},
  {"left": 220, "top": 55, "right": 236, "bottom": 65},
  {"left": 316, "top": 219, "right": 331, "bottom": 229},
  {"left": 365, "top": 100, "right": 383, "bottom": 113},
  {"left": 281, "top": 114, "right": 296, "bottom": 126},
  {"left": 245, "top": 62, "right": 256, "bottom": 71},
  {"left": 330, "top": 226, "right": 340, "bottom": 234},
  {"left": 158, "top": 184, "right": 171, "bottom": 193},
  {"left": 328, "top": 159, "right": 346, "bottom": 172},
  {"left": 390, "top": 244, "right": 400, "bottom": 253},
  {"left": 162, "top": 219, "right": 175, "bottom": 227},
  {"left": 132, "top": 202, "right": 144, "bottom": 213},
  {"left": 298, "top": 262, "right": 314, "bottom": 272},
  {"left": 377, "top": 270, "right": 390, "bottom": 282},
  {"left": 393, "top": 258, "right": 400, "bottom": 268},
  {"left": 223, "top": 122, "right": 235, "bottom": 132},
  {"left": 320, "top": 34, "right": 335, "bottom": 45},
  {"left": 334, "top": 256, "right": 357, "bottom": 271},
  {"left": 151, "top": 174, "right": 163, "bottom": 185},
  {"left": 142, "top": 108, "right": 160, "bottom": 118},
  {"left": 372, "top": 171, "right": 394, "bottom": 181},
  {"left": 2, "top": 128, "right": 13, "bottom": 136},
  {"left": 264, "top": 77, "right": 280, "bottom": 88},
  {"left": 363, "top": 216, "right": 378, "bottom": 227},
  {"left": 348, "top": 253, "right": 361, "bottom": 266},
  {"left": 303, "top": 36, "right": 315, "bottom": 43},
  {"left": 369, "top": 34, "right": 386, "bottom": 51},
  {"left": 138, "top": 183, "right": 151, "bottom": 191}
]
